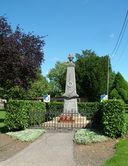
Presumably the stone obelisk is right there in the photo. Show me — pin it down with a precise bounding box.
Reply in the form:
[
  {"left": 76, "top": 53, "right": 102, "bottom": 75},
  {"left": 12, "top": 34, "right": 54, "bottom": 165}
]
[{"left": 63, "top": 54, "right": 79, "bottom": 114}]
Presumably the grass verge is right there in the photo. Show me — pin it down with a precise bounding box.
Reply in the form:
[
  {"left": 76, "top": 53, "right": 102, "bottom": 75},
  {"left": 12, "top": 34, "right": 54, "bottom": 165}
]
[
  {"left": 6, "top": 129, "right": 45, "bottom": 142},
  {"left": 125, "top": 113, "right": 128, "bottom": 133},
  {"left": 73, "top": 129, "right": 108, "bottom": 144},
  {"left": 0, "top": 110, "right": 7, "bottom": 133},
  {"left": 103, "top": 138, "right": 128, "bottom": 166},
  {"left": 0, "top": 110, "right": 6, "bottom": 119}
]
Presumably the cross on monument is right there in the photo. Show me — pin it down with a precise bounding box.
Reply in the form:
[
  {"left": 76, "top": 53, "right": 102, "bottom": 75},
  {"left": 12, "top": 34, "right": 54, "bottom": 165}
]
[{"left": 68, "top": 54, "right": 74, "bottom": 62}]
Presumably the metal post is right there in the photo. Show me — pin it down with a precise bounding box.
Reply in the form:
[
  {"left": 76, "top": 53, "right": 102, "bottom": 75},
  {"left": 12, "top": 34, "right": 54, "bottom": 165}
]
[{"left": 107, "top": 56, "right": 109, "bottom": 98}]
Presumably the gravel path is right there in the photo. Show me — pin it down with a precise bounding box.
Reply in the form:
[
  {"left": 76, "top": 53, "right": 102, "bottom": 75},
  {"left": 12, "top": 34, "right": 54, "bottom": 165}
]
[
  {"left": 0, "top": 131, "right": 116, "bottom": 166},
  {"left": 0, "top": 132, "right": 75, "bottom": 166}
]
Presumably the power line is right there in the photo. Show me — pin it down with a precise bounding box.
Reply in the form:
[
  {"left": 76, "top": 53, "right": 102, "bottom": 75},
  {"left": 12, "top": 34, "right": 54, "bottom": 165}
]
[
  {"left": 111, "top": 10, "right": 128, "bottom": 57},
  {"left": 107, "top": 10, "right": 128, "bottom": 98}
]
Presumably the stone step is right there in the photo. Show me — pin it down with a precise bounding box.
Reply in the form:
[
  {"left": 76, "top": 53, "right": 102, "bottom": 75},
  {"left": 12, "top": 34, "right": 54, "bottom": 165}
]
[{"left": 42, "top": 118, "right": 91, "bottom": 128}]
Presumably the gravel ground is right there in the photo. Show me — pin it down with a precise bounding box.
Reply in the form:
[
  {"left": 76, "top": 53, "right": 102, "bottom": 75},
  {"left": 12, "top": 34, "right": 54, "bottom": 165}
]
[
  {"left": 0, "top": 134, "right": 30, "bottom": 162},
  {"left": 74, "top": 139, "right": 117, "bottom": 166},
  {"left": 0, "top": 132, "right": 117, "bottom": 166}
]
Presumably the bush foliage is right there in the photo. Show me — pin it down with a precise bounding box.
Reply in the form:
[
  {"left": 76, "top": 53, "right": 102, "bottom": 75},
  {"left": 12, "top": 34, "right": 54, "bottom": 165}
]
[
  {"left": 109, "top": 72, "right": 128, "bottom": 103},
  {"left": 7, "top": 129, "right": 45, "bottom": 142},
  {"left": 102, "top": 100, "right": 126, "bottom": 138},
  {"left": 5, "top": 100, "right": 45, "bottom": 131},
  {"left": 45, "top": 102, "right": 99, "bottom": 119},
  {"left": 46, "top": 102, "right": 63, "bottom": 114},
  {"left": 73, "top": 129, "right": 108, "bottom": 144},
  {"left": 78, "top": 102, "right": 100, "bottom": 119}
]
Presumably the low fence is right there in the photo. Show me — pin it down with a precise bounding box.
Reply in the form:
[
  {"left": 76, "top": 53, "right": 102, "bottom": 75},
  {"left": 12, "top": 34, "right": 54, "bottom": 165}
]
[
  {"left": 44, "top": 112, "right": 89, "bottom": 129},
  {"left": 29, "top": 112, "right": 89, "bottom": 130},
  {"left": 29, "top": 103, "right": 128, "bottom": 129}
]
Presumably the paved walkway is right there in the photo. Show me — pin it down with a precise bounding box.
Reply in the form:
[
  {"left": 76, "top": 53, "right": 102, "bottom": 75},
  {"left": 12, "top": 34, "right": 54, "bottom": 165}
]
[{"left": 0, "top": 131, "right": 76, "bottom": 166}]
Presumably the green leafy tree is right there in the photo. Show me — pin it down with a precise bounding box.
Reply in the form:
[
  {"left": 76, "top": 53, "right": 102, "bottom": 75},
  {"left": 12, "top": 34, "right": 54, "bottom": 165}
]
[
  {"left": 27, "top": 71, "right": 49, "bottom": 99},
  {"left": 0, "top": 86, "right": 25, "bottom": 99},
  {"left": 109, "top": 72, "right": 128, "bottom": 103},
  {"left": 48, "top": 61, "right": 67, "bottom": 96},
  {"left": 109, "top": 88, "right": 121, "bottom": 99},
  {"left": 75, "top": 49, "right": 112, "bottom": 101}
]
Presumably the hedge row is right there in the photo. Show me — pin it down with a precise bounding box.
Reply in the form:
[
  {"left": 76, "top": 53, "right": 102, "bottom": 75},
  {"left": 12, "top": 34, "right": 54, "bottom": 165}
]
[
  {"left": 46, "top": 102, "right": 100, "bottom": 119},
  {"left": 4, "top": 99, "right": 127, "bottom": 138},
  {"left": 101, "top": 100, "right": 126, "bottom": 138},
  {"left": 48, "top": 100, "right": 127, "bottom": 138},
  {"left": 5, "top": 100, "right": 46, "bottom": 131},
  {"left": 78, "top": 102, "right": 100, "bottom": 119},
  {"left": 5, "top": 101, "right": 99, "bottom": 131}
]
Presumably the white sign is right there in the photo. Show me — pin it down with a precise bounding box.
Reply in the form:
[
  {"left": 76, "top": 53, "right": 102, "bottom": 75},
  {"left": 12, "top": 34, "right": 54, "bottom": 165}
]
[
  {"left": 100, "top": 94, "right": 108, "bottom": 102},
  {"left": 43, "top": 94, "right": 50, "bottom": 103}
]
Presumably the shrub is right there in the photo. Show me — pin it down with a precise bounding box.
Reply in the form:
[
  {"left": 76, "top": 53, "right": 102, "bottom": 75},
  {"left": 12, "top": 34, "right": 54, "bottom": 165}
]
[
  {"left": 45, "top": 102, "right": 63, "bottom": 121},
  {"left": 45, "top": 102, "right": 100, "bottom": 120},
  {"left": 78, "top": 102, "right": 100, "bottom": 119},
  {"left": 125, "top": 113, "right": 128, "bottom": 133},
  {"left": 102, "top": 100, "right": 126, "bottom": 138},
  {"left": 28, "top": 101, "right": 46, "bottom": 126},
  {"left": 46, "top": 102, "right": 63, "bottom": 114},
  {"left": 45, "top": 102, "right": 100, "bottom": 122},
  {"left": 73, "top": 129, "right": 108, "bottom": 144},
  {"left": 7, "top": 129, "right": 45, "bottom": 142},
  {"left": 5, "top": 100, "right": 45, "bottom": 131},
  {"left": 91, "top": 103, "right": 103, "bottom": 130}
]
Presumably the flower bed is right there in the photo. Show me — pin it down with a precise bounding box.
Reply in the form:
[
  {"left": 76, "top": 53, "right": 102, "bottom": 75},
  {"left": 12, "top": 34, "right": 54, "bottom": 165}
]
[
  {"left": 74, "top": 129, "right": 108, "bottom": 144},
  {"left": 6, "top": 129, "right": 45, "bottom": 142},
  {"left": 58, "top": 114, "right": 75, "bottom": 122}
]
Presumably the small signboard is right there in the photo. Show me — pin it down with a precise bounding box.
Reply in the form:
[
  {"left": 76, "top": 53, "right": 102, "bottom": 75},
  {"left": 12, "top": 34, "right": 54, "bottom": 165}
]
[
  {"left": 100, "top": 94, "right": 108, "bottom": 102},
  {"left": 0, "top": 98, "right": 7, "bottom": 109},
  {"left": 43, "top": 94, "right": 50, "bottom": 103}
]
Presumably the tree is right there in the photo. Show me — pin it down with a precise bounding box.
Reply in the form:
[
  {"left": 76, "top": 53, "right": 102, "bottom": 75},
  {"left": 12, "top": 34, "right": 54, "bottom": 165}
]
[
  {"left": 48, "top": 61, "right": 67, "bottom": 96},
  {"left": 109, "top": 72, "right": 128, "bottom": 103},
  {"left": 75, "top": 49, "right": 112, "bottom": 101},
  {"left": 109, "top": 88, "right": 121, "bottom": 99},
  {"left": 27, "top": 71, "right": 50, "bottom": 99},
  {"left": 0, "top": 16, "right": 45, "bottom": 99}
]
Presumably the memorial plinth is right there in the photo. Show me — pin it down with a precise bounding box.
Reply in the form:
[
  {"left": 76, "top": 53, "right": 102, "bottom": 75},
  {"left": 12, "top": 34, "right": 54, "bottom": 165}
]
[
  {"left": 63, "top": 54, "right": 79, "bottom": 114},
  {"left": 42, "top": 54, "right": 88, "bottom": 128}
]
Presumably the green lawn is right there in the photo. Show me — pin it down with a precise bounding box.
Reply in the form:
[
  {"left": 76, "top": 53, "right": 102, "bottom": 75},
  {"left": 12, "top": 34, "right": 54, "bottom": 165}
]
[
  {"left": 0, "top": 110, "right": 6, "bottom": 118},
  {"left": 0, "top": 110, "right": 6, "bottom": 125},
  {"left": 103, "top": 113, "right": 128, "bottom": 166},
  {"left": 103, "top": 138, "right": 128, "bottom": 166},
  {"left": 0, "top": 110, "right": 7, "bottom": 132}
]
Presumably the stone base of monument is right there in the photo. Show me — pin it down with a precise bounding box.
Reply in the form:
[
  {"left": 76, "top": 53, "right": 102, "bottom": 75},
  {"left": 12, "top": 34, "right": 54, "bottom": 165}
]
[{"left": 43, "top": 114, "right": 90, "bottom": 129}]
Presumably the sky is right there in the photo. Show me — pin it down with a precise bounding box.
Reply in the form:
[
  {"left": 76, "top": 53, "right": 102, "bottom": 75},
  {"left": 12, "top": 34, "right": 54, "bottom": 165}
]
[{"left": 0, "top": 0, "right": 128, "bottom": 80}]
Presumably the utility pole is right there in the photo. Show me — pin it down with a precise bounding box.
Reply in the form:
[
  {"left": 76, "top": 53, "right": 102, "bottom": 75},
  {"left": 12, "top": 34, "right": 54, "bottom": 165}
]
[{"left": 106, "top": 56, "right": 109, "bottom": 99}]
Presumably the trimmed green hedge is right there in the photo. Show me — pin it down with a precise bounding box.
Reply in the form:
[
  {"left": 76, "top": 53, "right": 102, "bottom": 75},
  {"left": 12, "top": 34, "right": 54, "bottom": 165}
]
[
  {"left": 46, "top": 102, "right": 63, "bottom": 115},
  {"left": 125, "top": 113, "right": 128, "bottom": 133},
  {"left": 5, "top": 100, "right": 45, "bottom": 131},
  {"left": 45, "top": 102, "right": 99, "bottom": 120},
  {"left": 102, "top": 100, "right": 126, "bottom": 138},
  {"left": 28, "top": 101, "right": 46, "bottom": 126},
  {"left": 78, "top": 102, "right": 100, "bottom": 119},
  {"left": 45, "top": 102, "right": 63, "bottom": 121}
]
